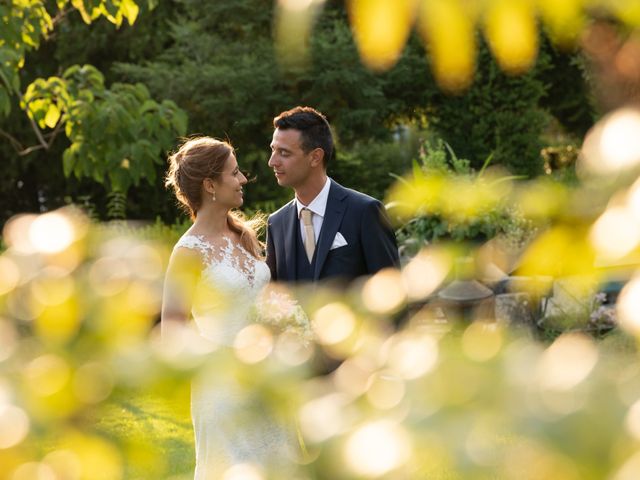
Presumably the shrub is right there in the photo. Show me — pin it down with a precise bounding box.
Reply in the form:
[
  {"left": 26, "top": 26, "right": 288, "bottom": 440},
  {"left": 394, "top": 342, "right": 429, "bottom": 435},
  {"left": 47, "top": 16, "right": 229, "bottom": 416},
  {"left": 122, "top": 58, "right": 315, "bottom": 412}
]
[
  {"left": 428, "top": 39, "right": 550, "bottom": 177},
  {"left": 330, "top": 136, "right": 417, "bottom": 202},
  {"left": 394, "top": 138, "right": 538, "bottom": 258}
]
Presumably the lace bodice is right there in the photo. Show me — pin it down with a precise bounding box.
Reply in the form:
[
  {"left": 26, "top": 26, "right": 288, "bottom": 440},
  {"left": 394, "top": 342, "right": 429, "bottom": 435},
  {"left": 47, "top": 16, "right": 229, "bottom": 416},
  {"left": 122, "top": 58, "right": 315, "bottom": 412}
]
[{"left": 174, "top": 234, "right": 271, "bottom": 344}]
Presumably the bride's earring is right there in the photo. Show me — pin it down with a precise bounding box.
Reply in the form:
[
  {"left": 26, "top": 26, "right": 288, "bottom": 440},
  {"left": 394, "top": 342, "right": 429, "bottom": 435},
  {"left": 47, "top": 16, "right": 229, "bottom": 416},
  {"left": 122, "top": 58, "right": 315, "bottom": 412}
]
[{"left": 212, "top": 190, "right": 216, "bottom": 202}]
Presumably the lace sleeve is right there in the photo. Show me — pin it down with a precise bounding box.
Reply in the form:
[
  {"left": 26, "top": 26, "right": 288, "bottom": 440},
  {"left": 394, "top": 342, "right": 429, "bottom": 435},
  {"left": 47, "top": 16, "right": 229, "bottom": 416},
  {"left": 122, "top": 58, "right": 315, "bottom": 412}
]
[{"left": 174, "top": 234, "right": 216, "bottom": 264}]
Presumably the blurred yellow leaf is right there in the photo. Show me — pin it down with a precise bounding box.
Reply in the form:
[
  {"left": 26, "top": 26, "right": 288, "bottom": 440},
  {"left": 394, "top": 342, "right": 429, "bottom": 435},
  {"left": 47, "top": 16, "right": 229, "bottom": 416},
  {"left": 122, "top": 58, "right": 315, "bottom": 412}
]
[
  {"left": 442, "top": 175, "right": 510, "bottom": 219},
  {"left": 484, "top": 0, "right": 538, "bottom": 74},
  {"left": 538, "top": 0, "right": 584, "bottom": 45},
  {"left": 387, "top": 174, "right": 448, "bottom": 219},
  {"left": 22, "top": 354, "right": 79, "bottom": 421},
  {"left": 517, "top": 225, "right": 597, "bottom": 277},
  {"left": 611, "top": 0, "right": 640, "bottom": 26},
  {"left": 516, "top": 179, "right": 569, "bottom": 220},
  {"left": 60, "top": 431, "right": 123, "bottom": 480},
  {"left": 71, "top": 0, "right": 92, "bottom": 24},
  {"left": 95, "top": 291, "right": 155, "bottom": 344},
  {"left": 349, "top": 0, "right": 418, "bottom": 71},
  {"left": 275, "top": 0, "right": 324, "bottom": 68},
  {"left": 419, "top": 0, "right": 476, "bottom": 92},
  {"left": 0, "top": 449, "right": 29, "bottom": 479},
  {"left": 36, "top": 300, "right": 81, "bottom": 344}
]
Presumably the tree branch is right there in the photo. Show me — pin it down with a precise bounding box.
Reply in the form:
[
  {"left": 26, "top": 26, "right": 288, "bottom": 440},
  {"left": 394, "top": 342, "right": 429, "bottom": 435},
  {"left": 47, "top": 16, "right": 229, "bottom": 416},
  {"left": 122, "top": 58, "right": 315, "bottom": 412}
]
[
  {"left": 0, "top": 66, "right": 53, "bottom": 152},
  {"left": 0, "top": 116, "right": 63, "bottom": 156},
  {"left": 0, "top": 129, "right": 26, "bottom": 153},
  {"left": 19, "top": 96, "right": 51, "bottom": 152},
  {"left": 51, "top": 6, "right": 73, "bottom": 27}
]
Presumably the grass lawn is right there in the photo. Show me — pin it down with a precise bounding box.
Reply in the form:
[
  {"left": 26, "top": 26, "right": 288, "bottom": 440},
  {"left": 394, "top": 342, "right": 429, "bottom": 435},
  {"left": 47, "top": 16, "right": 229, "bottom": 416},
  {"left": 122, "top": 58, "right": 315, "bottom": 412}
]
[{"left": 93, "top": 393, "right": 195, "bottom": 480}]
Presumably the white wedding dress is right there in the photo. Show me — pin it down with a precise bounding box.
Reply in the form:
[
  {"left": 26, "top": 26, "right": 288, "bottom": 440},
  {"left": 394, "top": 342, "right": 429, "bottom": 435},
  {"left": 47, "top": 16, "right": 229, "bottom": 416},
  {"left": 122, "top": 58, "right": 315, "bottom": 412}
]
[{"left": 174, "top": 234, "right": 292, "bottom": 479}]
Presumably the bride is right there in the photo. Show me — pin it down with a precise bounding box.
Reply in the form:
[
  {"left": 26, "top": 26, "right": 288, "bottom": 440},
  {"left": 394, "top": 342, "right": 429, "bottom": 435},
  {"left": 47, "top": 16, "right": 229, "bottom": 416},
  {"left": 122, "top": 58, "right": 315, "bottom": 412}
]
[{"left": 161, "top": 137, "right": 291, "bottom": 479}]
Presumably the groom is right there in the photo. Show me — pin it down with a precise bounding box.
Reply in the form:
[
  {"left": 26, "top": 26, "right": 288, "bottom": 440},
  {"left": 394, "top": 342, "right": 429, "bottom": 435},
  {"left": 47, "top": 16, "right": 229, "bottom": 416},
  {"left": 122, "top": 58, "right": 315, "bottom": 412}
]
[{"left": 265, "top": 106, "right": 399, "bottom": 283}]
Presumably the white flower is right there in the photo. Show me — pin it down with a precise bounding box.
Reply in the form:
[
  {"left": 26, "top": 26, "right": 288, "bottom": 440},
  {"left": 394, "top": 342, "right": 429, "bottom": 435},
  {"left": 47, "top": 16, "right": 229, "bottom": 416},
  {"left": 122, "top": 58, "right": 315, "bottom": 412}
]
[{"left": 254, "top": 287, "right": 312, "bottom": 343}]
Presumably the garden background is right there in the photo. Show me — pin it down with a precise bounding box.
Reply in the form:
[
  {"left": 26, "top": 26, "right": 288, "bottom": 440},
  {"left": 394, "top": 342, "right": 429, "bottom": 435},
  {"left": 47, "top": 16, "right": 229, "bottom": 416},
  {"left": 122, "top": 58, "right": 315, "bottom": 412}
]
[{"left": 3, "top": 1, "right": 640, "bottom": 479}]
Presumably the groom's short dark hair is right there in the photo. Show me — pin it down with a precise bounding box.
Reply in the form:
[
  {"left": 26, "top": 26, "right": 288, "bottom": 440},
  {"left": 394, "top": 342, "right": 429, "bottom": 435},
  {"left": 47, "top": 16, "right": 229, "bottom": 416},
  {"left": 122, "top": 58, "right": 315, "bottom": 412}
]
[{"left": 273, "top": 106, "right": 334, "bottom": 168}]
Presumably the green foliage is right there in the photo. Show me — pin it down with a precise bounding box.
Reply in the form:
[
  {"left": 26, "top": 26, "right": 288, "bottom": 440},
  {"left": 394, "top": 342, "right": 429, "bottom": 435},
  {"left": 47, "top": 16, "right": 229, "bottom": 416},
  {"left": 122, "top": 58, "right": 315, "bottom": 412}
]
[
  {"left": 105, "top": 190, "right": 127, "bottom": 219},
  {"left": 111, "top": 2, "right": 435, "bottom": 209},
  {"left": 22, "top": 64, "right": 187, "bottom": 192},
  {"left": 97, "top": 216, "right": 191, "bottom": 245},
  {"left": 0, "top": 0, "right": 151, "bottom": 118},
  {"left": 0, "top": 1, "right": 597, "bottom": 226},
  {"left": 2, "top": 214, "right": 639, "bottom": 479},
  {"left": 0, "top": 0, "right": 191, "bottom": 229},
  {"left": 536, "top": 40, "right": 597, "bottom": 139},
  {"left": 0, "top": 1, "right": 52, "bottom": 114},
  {"left": 330, "top": 135, "right": 417, "bottom": 203},
  {"left": 395, "top": 138, "right": 538, "bottom": 257},
  {"left": 428, "top": 38, "right": 551, "bottom": 177}
]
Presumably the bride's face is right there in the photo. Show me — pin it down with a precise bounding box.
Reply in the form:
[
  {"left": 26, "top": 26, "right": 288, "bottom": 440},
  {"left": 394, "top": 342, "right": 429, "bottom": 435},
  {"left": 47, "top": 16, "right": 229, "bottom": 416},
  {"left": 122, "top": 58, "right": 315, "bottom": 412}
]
[{"left": 212, "top": 153, "right": 248, "bottom": 209}]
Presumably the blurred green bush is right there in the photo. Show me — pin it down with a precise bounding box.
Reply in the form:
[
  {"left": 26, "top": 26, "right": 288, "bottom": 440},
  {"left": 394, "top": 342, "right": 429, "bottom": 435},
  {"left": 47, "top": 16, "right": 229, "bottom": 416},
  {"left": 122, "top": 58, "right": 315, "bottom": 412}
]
[{"left": 393, "top": 138, "right": 539, "bottom": 259}]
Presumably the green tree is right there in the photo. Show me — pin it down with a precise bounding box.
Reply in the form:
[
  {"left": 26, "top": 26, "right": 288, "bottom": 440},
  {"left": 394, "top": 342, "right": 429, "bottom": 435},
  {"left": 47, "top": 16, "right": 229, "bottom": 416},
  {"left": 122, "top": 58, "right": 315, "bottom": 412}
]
[
  {"left": 427, "top": 38, "right": 551, "bottom": 177},
  {"left": 0, "top": 0, "right": 186, "bottom": 222},
  {"left": 1, "top": 0, "right": 597, "bottom": 224}
]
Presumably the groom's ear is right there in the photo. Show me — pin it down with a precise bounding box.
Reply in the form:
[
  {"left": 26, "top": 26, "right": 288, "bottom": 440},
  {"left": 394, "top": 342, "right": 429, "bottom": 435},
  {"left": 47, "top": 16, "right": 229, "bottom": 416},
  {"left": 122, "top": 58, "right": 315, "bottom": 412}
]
[{"left": 309, "top": 148, "right": 324, "bottom": 168}]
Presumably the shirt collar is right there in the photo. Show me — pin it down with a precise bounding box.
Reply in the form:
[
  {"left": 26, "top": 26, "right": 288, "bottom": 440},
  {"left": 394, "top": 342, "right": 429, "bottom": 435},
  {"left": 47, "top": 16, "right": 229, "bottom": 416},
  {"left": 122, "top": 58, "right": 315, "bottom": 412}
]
[{"left": 296, "top": 177, "right": 331, "bottom": 218}]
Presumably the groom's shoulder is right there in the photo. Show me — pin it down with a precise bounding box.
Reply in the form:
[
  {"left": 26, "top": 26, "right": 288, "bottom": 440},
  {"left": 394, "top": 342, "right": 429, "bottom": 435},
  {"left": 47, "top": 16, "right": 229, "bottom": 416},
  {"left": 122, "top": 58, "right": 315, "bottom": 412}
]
[
  {"left": 334, "top": 181, "right": 381, "bottom": 208},
  {"left": 268, "top": 199, "right": 295, "bottom": 223}
]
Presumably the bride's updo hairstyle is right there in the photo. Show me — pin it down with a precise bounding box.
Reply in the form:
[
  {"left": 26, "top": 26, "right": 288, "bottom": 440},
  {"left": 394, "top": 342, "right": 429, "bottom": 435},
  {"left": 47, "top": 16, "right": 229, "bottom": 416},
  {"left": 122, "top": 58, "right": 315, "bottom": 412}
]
[{"left": 165, "top": 137, "right": 264, "bottom": 259}]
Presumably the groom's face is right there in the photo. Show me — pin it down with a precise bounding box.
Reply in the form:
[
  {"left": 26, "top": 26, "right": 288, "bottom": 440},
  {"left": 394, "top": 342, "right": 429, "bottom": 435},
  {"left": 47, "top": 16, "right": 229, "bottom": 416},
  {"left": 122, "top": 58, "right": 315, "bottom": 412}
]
[{"left": 269, "top": 128, "right": 313, "bottom": 189}]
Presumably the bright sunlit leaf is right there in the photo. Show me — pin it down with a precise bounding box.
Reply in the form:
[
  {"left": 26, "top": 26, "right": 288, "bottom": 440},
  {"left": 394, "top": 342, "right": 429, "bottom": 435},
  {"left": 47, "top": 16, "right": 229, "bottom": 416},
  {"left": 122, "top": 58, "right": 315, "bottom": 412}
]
[
  {"left": 484, "top": 0, "right": 538, "bottom": 74},
  {"left": 121, "top": 0, "right": 140, "bottom": 25},
  {"left": 387, "top": 174, "right": 448, "bottom": 219},
  {"left": 275, "top": 0, "right": 325, "bottom": 67},
  {"left": 44, "top": 103, "right": 60, "bottom": 128},
  {"left": 611, "top": 0, "right": 640, "bottom": 26},
  {"left": 349, "top": 0, "right": 418, "bottom": 71},
  {"left": 538, "top": 0, "right": 584, "bottom": 45},
  {"left": 518, "top": 225, "right": 597, "bottom": 277},
  {"left": 419, "top": 0, "right": 476, "bottom": 92},
  {"left": 34, "top": 296, "right": 82, "bottom": 346}
]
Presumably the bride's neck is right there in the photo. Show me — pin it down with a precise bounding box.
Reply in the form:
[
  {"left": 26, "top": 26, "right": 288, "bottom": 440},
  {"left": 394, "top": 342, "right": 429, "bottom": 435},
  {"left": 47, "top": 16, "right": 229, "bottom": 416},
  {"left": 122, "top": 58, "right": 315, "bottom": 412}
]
[{"left": 192, "top": 204, "right": 231, "bottom": 236}]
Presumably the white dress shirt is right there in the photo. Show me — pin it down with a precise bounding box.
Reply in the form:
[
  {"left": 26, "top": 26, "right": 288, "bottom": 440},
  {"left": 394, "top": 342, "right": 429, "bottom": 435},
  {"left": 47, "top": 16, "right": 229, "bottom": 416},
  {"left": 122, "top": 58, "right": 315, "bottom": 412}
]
[{"left": 296, "top": 177, "right": 331, "bottom": 248}]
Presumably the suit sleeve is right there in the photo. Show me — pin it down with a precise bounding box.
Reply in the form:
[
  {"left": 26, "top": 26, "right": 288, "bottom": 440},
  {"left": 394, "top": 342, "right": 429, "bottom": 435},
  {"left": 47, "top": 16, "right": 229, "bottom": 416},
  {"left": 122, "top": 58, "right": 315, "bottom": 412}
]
[
  {"left": 361, "top": 200, "right": 400, "bottom": 274},
  {"left": 265, "top": 219, "right": 277, "bottom": 281}
]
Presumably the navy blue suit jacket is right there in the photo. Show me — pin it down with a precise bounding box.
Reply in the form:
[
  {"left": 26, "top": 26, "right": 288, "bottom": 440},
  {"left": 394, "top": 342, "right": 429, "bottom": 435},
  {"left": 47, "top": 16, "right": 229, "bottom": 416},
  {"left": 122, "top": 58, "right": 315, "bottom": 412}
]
[{"left": 265, "top": 180, "right": 400, "bottom": 282}]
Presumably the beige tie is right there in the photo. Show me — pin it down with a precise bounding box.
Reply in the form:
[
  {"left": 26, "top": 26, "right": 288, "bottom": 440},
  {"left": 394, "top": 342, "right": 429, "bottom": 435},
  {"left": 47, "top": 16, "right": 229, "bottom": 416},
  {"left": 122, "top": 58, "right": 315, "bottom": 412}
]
[{"left": 300, "top": 208, "right": 315, "bottom": 263}]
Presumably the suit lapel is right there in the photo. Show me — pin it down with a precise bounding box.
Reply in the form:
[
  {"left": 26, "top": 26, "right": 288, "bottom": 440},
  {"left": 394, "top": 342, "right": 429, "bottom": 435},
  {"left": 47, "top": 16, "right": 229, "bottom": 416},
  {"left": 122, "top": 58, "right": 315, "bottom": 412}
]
[
  {"left": 313, "top": 180, "right": 347, "bottom": 280},
  {"left": 282, "top": 201, "right": 298, "bottom": 281}
]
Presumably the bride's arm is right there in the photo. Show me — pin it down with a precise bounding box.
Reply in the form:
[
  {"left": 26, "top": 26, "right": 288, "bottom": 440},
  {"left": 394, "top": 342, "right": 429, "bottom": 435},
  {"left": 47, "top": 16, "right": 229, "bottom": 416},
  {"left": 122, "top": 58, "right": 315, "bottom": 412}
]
[{"left": 161, "top": 247, "right": 201, "bottom": 339}]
